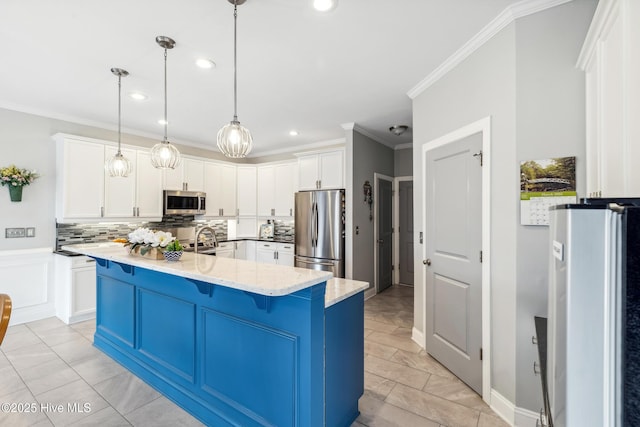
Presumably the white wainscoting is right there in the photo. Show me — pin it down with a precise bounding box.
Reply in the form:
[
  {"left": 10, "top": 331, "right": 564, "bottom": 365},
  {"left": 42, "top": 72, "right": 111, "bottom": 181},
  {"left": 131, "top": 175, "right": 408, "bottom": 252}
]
[{"left": 0, "top": 248, "right": 55, "bottom": 325}]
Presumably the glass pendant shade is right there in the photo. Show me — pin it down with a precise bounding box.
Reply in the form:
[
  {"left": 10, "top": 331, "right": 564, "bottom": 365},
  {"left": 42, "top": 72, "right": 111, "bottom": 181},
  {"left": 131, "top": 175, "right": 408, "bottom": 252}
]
[
  {"left": 150, "top": 140, "right": 181, "bottom": 169},
  {"left": 217, "top": 120, "right": 252, "bottom": 158},
  {"left": 106, "top": 67, "right": 132, "bottom": 178},
  {"left": 106, "top": 151, "right": 133, "bottom": 177},
  {"left": 152, "top": 35, "right": 181, "bottom": 169},
  {"left": 218, "top": 0, "right": 253, "bottom": 159}
]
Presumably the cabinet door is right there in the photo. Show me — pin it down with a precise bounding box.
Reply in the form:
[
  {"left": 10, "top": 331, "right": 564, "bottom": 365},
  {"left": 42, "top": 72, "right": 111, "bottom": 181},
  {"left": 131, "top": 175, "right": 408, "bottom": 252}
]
[
  {"left": 135, "top": 151, "right": 163, "bottom": 218},
  {"left": 234, "top": 241, "right": 246, "bottom": 260},
  {"left": 245, "top": 241, "right": 257, "bottom": 262},
  {"left": 237, "top": 166, "right": 257, "bottom": 216},
  {"left": 257, "top": 249, "right": 276, "bottom": 265},
  {"left": 257, "top": 166, "right": 275, "bottom": 216},
  {"left": 59, "top": 139, "right": 105, "bottom": 219},
  {"left": 277, "top": 243, "right": 295, "bottom": 266},
  {"left": 72, "top": 266, "right": 96, "bottom": 317},
  {"left": 104, "top": 147, "right": 137, "bottom": 217},
  {"left": 163, "top": 162, "right": 184, "bottom": 190},
  {"left": 220, "top": 164, "right": 237, "bottom": 216},
  {"left": 319, "top": 150, "right": 344, "bottom": 189},
  {"left": 183, "top": 158, "right": 205, "bottom": 191},
  {"left": 274, "top": 163, "right": 295, "bottom": 216},
  {"left": 204, "top": 162, "right": 222, "bottom": 216},
  {"left": 298, "top": 155, "right": 319, "bottom": 190}
]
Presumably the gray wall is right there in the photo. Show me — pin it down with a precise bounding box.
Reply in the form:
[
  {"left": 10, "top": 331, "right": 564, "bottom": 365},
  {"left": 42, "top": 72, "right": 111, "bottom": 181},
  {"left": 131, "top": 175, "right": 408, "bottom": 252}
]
[
  {"left": 351, "top": 130, "right": 395, "bottom": 290},
  {"left": 394, "top": 148, "right": 413, "bottom": 177},
  {"left": 514, "top": 1, "right": 594, "bottom": 411},
  {"left": 411, "top": 0, "right": 595, "bottom": 411},
  {"left": 413, "top": 23, "right": 518, "bottom": 402}
]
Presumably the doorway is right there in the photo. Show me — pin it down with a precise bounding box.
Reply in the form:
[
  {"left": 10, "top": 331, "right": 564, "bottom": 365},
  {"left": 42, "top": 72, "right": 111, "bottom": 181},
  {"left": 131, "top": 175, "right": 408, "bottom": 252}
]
[
  {"left": 374, "top": 173, "right": 394, "bottom": 293},
  {"left": 396, "top": 178, "right": 414, "bottom": 286},
  {"left": 421, "top": 117, "right": 491, "bottom": 399}
]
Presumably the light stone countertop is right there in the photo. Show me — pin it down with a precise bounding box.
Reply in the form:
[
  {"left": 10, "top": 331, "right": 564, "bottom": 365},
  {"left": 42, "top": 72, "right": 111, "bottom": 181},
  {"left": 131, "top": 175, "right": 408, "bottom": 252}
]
[
  {"left": 324, "top": 278, "right": 369, "bottom": 308},
  {"left": 63, "top": 244, "right": 342, "bottom": 299}
]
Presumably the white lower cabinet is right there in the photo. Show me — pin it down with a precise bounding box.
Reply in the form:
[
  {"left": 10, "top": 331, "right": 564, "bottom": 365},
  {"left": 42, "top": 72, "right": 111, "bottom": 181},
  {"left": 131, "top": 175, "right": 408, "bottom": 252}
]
[
  {"left": 256, "top": 242, "right": 294, "bottom": 266},
  {"left": 215, "top": 241, "right": 235, "bottom": 258},
  {"left": 54, "top": 255, "right": 96, "bottom": 324}
]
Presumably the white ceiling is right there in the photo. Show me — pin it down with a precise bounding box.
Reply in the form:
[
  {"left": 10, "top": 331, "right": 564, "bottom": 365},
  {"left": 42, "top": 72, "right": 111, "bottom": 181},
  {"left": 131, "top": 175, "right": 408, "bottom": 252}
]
[{"left": 0, "top": 0, "right": 522, "bottom": 156}]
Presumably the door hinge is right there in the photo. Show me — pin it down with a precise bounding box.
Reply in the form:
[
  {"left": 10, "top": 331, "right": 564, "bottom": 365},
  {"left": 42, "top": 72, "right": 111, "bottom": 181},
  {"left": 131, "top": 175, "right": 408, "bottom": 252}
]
[
  {"left": 480, "top": 348, "right": 483, "bottom": 361},
  {"left": 391, "top": 265, "right": 395, "bottom": 271},
  {"left": 480, "top": 250, "right": 483, "bottom": 263},
  {"left": 392, "top": 227, "right": 394, "bottom": 233},
  {"left": 473, "top": 150, "right": 483, "bottom": 166}
]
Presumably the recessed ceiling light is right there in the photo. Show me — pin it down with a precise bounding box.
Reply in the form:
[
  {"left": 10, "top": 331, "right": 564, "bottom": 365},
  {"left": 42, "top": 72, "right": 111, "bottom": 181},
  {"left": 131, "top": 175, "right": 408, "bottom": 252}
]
[
  {"left": 158, "top": 119, "right": 168, "bottom": 125},
  {"left": 195, "top": 58, "right": 216, "bottom": 69},
  {"left": 289, "top": 130, "right": 299, "bottom": 136},
  {"left": 313, "top": 0, "right": 337, "bottom": 12},
  {"left": 129, "top": 92, "right": 148, "bottom": 101}
]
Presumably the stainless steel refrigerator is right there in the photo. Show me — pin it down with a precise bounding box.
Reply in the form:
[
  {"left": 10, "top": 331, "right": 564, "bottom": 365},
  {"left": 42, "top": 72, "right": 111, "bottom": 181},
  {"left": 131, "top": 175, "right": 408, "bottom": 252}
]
[
  {"left": 547, "top": 199, "right": 640, "bottom": 427},
  {"left": 294, "top": 189, "right": 345, "bottom": 278}
]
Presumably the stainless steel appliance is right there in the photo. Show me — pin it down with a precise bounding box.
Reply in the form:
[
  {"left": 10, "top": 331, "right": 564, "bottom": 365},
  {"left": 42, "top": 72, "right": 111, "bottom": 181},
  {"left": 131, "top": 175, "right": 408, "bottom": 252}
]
[
  {"left": 163, "top": 190, "right": 206, "bottom": 215},
  {"left": 295, "top": 189, "right": 345, "bottom": 278},
  {"left": 547, "top": 198, "right": 640, "bottom": 427},
  {"left": 161, "top": 226, "right": 217, "bottom": 255}
]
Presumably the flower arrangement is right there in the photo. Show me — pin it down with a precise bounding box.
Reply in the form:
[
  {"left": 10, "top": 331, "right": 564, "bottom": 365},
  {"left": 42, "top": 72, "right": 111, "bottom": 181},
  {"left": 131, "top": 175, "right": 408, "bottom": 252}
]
[
  {"left": 0, "top": 165, "right": 39, "bottom": 187},
  {"left": 125, "top": 227, "right": 175, "bottom": 255}
]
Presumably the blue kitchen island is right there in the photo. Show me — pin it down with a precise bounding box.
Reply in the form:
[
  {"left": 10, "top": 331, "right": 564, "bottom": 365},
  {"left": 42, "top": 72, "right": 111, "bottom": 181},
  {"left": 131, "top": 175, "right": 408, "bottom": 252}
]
[{"left": 64, "top": 245, "right": 367, "bottom": 427}]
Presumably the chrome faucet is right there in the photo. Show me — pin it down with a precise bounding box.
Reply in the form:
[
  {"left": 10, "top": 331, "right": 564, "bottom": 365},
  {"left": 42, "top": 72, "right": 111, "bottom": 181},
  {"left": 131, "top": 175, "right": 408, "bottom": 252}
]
[{"left": 194, "top": 226, "right": 218, "bottom": 254}]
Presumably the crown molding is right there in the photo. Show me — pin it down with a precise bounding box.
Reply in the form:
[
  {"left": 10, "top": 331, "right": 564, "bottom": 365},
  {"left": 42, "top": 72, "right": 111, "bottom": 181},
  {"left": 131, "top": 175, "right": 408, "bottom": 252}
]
[
  {"left": 340, "top": 122, "right": 355, "bottom": 131},
  {"left": 407, "top": 0, "right": 573, "bottom": 99},
  {"left": 352, "top": 123, "right": 397, "bottom": 149},
  {"left": 394, "top": 143, "right": 413, "bottom": 151},
  {"left": 576, "top": 0, "right": 617, "bottom": 70},
  {"left": 256, "top": 138, "right": 345, "bottom": 158}
]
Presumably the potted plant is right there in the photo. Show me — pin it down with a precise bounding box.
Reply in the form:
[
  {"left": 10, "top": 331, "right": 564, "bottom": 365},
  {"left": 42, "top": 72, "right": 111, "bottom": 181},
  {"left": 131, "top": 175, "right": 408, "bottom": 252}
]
[
  {"left": 163, "top": 239, "right": 184, "bottom": 262},
  {"left": 125, "top": 227, "right": 175, "bottom": 260},
  {"left": 0, "top": 165, "right": 39, "bottom": 202}
]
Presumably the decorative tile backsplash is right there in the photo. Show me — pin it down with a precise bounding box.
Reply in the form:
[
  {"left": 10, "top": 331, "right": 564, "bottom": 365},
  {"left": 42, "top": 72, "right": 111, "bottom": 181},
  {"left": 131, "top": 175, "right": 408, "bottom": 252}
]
[
  {"left": 272, "top": 219, "right": 294, "bottom": 241},
  {"left": 55, "top": 216, "right": 228, "bottom": 249}
]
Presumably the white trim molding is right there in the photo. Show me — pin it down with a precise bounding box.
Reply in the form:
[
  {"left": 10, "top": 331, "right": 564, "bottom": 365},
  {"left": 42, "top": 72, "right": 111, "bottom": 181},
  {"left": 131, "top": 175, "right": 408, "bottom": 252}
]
[
  {"left": 408, "top": 0, "right": 572, "bottom": 99},
  {"left": 373, "top": 173, "right": 395, "bottom": 293},
  {"left": 421, "top": 116, "right": 492, "bottom": 402},
  {"left": 0, "top": 248, "right": 55, "bottom": 326},
  {"left": 411, "top": 326, "right": 425, "bottom": 348},
  {"left": 490, "top": 389, "right": 516, "bottom": 426},
  {"left": 394, "top": 143, "right": 413, "bottom": 151}
]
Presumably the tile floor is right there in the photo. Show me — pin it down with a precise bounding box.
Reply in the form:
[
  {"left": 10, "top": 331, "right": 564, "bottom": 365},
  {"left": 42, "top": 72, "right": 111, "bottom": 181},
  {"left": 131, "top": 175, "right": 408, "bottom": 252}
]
[{"left": 0, "top": 285, "right": 508, "bottom": 427}]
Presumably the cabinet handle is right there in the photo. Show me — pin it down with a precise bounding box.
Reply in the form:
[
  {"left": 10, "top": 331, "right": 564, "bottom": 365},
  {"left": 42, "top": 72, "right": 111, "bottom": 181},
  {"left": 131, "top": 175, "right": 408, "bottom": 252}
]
[
  {"left": 237, "top": 208, "right": 240, "bottom": 216},
  {"left": 290, "top": 208, "right": 292, "bottom": 216},
  {"left": 100, "top": 206, "right": 104, "bottom": 217},
  {"left": 271, "top": 208, "right": 275, "bottom": 216},
  {"left": 137, "top": 207, "right": 140, "bottom": 216},
  {"left": 133, "top": 207, "right": 136, "bottom": 216},
  {"left": 318, "top": 179, "right": 321, "bottom": 188},
  {"left": 85, "top": 259, "right": 96, "bottom": 263}
]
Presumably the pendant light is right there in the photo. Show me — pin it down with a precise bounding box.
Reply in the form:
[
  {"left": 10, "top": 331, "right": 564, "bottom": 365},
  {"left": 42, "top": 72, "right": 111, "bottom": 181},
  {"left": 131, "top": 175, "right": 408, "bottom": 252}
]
[
  {"left": 150, "top": 36, "right": 181, "bottom": 169},
  {"left": 217, "top": 0, "right": 253, "bottom": 159},
  {"left": 106, "top": 68, "right": 133, "bottom": 177}
]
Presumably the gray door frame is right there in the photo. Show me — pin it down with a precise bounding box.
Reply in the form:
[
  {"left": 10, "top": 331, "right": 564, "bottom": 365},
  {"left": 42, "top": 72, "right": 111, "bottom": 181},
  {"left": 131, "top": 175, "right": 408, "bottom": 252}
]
[
  {"left": 374, "top": 173, "right": 394, "bottom": 294},
  {"left": 394, "top": 176, "right": 413, "bottom": 285},
  {"left": 421, "top": 117, "right": 491, "bottom": 401}
]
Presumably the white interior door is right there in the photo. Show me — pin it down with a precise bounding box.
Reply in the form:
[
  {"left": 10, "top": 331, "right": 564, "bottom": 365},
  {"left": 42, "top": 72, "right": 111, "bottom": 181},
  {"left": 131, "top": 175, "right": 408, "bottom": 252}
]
[{"left": 425, "top": 132, "right": 483, "bottom": 393}]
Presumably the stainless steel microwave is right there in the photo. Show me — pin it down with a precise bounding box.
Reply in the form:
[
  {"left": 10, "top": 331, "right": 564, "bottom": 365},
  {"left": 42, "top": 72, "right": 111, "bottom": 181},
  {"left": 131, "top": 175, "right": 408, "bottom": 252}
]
[{"left": 163, "top": 190, "right": 206, "bottom": 215}]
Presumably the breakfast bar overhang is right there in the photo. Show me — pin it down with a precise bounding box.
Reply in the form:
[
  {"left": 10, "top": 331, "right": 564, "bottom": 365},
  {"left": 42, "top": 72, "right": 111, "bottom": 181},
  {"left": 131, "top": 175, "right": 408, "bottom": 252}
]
[{"left": 64, "top": 245, "right": 367, "bottom": 427}]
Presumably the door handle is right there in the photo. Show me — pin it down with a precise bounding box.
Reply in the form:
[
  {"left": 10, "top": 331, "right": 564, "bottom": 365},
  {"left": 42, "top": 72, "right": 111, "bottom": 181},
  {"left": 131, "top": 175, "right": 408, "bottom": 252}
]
[
  {"left": 423, "top": 259, "right": 431, "bottom": 266},
  {"left": 295, "top": 257, "right": 335, "bottom": 267},
  {"left": 377, "top": 239, "right": 384, "bottom": 244}
]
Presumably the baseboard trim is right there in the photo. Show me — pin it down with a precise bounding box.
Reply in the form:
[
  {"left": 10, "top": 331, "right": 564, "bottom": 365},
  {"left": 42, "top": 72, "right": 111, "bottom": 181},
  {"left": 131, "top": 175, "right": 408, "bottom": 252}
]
[
  {"left": 363, "top": 287, "right": 376, "bottom": 300},
  {"left": 490, "top": 389, "right": 515, "bottom": 426},
  {"left": 411, "top": 327, "right": 424, "bottom": 348},
  {"left": 514, "top": 407, "right": 540, "bottom": 427}
]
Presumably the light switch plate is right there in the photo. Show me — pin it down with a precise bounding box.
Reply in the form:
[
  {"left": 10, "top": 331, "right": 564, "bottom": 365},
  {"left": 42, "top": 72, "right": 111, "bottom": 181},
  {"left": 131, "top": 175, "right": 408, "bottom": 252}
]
[
  {"left": 6, "top": 228, "right": 25, "bottom": 238},
  {"left": 26, "top": 227, "right": 35, "bottom": 237}
]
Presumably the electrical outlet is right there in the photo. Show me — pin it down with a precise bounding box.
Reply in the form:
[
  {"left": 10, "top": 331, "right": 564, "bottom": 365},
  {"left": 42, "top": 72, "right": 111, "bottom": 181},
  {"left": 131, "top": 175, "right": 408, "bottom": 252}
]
[
  {"left": 6, "top": 228, "right": 25, "bottom": 238},
  {"left": 26, "top": 227, "right": 35, "bottom": 237}
]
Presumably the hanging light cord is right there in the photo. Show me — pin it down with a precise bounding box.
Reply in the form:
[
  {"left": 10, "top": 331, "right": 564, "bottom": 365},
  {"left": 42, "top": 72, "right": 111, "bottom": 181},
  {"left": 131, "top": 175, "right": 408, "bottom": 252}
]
[
  {"left": 117, "top": 74, "right": 122, "bottom": 154},
  {"left": 164, "top": 48, "right": 168, "bottom": 142},
  {"left": 233, "top": 1, "right": 238, "bottom": 122}
]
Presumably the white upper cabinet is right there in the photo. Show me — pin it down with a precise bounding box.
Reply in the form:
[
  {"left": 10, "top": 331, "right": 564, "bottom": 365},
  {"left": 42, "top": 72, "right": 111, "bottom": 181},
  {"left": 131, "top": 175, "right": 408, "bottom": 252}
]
[
  {"left": 163, "top": 158, "right": 204, "bottom": 191},
  {"left": 297, "top": 149, "right": 344, "bottom": 190},
  {"left": 56, "top": 137, "right": 105, "bottom": 220},
  {"left": 135, "top": 151, "right": 163, "bottom": 218},
  {"left": 257, "top": 162, "right": 296, "bottom": 217},
  {"left": 55, "top": 134, "right": 163, "bottom": 222},
  {"left": 104, "top": 146, "right": 137, "bottom": 218},
  {"left": 237, "top": 166, "right": 257, "bottom": 216},
  {"left": 578, "top": 0, "right": 640, "bottom": 197},
  {"left": 204, "top": 162, "right": 236, "bottom": 217}
]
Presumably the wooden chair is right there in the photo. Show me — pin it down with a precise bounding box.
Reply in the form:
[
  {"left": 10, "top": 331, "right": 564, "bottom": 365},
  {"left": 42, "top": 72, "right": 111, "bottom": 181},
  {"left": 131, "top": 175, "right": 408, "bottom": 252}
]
[{"left": 0, "top": 294, "right": 11, "bottom": 346}]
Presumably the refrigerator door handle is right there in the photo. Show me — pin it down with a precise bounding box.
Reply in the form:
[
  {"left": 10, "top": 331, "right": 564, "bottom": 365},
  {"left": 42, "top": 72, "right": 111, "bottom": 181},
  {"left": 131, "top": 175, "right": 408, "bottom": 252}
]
[
  {"left": 312, "top": 201, "right": 318, "bottom": 247},
  {"left": 295, "top": 257, "right": 336, "bottom": 267}
]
